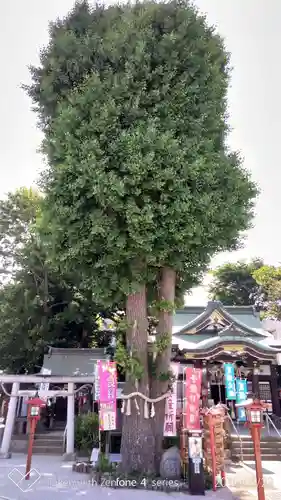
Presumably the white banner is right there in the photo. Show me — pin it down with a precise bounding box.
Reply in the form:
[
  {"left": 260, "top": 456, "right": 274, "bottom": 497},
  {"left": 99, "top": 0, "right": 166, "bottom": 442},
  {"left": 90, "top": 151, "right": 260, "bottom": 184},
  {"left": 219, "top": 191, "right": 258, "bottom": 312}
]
[
  {"left": 39, "top": 368, "right": 51, "bottom": 400},
  {"left": 94, "top": 361, "right": 100, "bottom": 401},
  {"left": 163, "top": 363, "right": 179, "bottom": 436}
]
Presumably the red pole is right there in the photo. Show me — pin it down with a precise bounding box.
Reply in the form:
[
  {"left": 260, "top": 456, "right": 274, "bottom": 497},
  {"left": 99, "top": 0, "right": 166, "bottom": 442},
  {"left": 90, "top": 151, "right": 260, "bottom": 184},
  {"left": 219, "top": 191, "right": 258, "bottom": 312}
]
[
  {"left": 209, "top": 416, "right": 217, "bottom": 491},
  {"left": 251, "top": 425, "right": 265, "bottom": 500},
  {"left": 25, "top": 418, "right": 37, "bottom": 480}
]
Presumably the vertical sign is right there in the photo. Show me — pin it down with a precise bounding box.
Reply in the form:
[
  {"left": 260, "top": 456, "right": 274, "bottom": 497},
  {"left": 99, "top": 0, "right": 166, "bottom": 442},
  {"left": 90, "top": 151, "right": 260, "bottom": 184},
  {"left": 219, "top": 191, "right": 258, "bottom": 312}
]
[
  {"left": 224, "top": 363, "right": 236, "bottom": 400},
  {"left": 94, "top": 361, "right": 100, "bottom": 401},
  {"left": 163, "top": 363, "right": 179, "bottom": 436},
  {"left": 185, "top": 367, "right": 202, "bottom": 430},
  {"left": 236, "top": 378, "right": 247, "bottom": 421},
  {"left": 98, "top": 361, "right": 117, "bottom": 431},
  {"left": 39, "top": 368, "right": 51, "bottom": 400}
]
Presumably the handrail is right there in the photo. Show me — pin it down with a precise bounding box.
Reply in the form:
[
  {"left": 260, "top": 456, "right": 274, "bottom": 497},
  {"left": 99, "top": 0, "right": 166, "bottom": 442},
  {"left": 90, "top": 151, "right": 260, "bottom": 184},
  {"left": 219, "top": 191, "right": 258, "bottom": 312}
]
[
  {"left": 265, "top": 412, "right": 281, "bottom": 438},
  {"left": 63, "top": 424, "right": 67, "bottom": 453},
  {"left": 227, "top": 414, "right": 244, "bottom": 462},
  {"left": 270, "top": 413, "right": 281, "bottom": 429}
]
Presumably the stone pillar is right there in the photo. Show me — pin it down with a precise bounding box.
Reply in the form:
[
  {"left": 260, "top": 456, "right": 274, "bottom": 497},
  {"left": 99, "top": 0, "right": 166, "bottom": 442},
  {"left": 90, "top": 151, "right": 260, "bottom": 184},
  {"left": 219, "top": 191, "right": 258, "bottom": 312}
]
[
  {"left": 63, "top": 382, "right": 76, "bottom": 461},
  {"left": 252, "top": 361, "right": 260, "bottom": 398},
  {"left": 0, "top": 382, "right": 19, "bottom": 458},
  {"left": 270, "top": 363, "right": 280, "bottom": 416}
]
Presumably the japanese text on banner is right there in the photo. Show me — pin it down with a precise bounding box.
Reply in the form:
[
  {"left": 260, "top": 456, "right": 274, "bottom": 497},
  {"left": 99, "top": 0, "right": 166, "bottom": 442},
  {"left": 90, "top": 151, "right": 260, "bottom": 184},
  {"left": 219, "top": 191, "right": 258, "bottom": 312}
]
[
  {"left": 185, "top": 367, "right": 202, "bottom": 430},
  {"left": 99, "top": 402, "right": 116, "bottom": 431},
  {"left": 163, "top": 363, "right": 179, "bottom": 436},
  {"left": 224, "top": 363, "right": 236, "bottom": 400},
  {"left": 99, "top": 361, "right": 117, "bottom": 403},
  {"left": 39, "top": 368, "right": 51, "bottom": 400},
  {"left": 236, "top": 378, "right": 247, "bottom": 421},
  {"left": 98, "top": 361, "right": 117, "bottom": 431}
]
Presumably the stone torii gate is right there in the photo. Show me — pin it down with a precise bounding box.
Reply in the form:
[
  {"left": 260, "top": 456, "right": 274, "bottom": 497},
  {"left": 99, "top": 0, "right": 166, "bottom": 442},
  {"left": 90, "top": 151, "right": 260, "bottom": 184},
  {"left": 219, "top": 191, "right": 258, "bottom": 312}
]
[
  {"left": 0, "top": 374, "right": 96, "bottom": 460},
  {"left": 0, "top": 373, "right": 171, "bottom": 460}
]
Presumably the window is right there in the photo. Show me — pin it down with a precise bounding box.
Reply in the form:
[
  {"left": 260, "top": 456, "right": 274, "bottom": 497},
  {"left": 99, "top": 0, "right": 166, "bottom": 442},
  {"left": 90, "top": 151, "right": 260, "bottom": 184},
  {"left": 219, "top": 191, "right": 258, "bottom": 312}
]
[{"left": 258, "top": 381, "right": 271, "bottom": 401}]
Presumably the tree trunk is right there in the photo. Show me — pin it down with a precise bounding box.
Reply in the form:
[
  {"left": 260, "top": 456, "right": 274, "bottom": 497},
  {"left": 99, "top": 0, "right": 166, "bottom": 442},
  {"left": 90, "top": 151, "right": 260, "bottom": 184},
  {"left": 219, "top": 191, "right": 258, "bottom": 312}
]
[
  {"left": 120, "top": 285, "right": 156, "bottom": 474},
  {"left": 152, "top": 267, "right": 176, "bottom": 472}
]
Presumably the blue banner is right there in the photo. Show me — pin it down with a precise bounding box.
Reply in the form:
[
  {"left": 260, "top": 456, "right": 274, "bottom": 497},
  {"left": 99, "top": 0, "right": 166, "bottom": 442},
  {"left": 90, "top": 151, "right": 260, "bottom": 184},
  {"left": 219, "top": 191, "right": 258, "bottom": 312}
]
[
  {"left": 224, "top": 363, "right": 236, "bottom": 400},
  {"left": 236, "top": 378, "right": 247, "bottom": 421}
]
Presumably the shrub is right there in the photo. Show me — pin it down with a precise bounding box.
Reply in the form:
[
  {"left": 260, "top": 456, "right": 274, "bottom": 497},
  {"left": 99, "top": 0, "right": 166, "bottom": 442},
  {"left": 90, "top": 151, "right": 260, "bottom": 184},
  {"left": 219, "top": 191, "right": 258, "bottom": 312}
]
[
  {"left": 94, "top": 453, "right": 117, "bottom": 473},
  {"left": 75, "top": 413, "right": 99, "bottom": 453}
]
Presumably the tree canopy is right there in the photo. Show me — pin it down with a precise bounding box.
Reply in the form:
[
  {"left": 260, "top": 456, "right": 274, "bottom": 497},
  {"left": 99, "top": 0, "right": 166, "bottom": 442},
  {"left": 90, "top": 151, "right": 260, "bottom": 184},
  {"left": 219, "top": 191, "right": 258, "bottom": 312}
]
[
  {"left": 0, "top": 188, "right": 114, "bottom": 373},
  {"left": 25, "top": 0, "right": 257, "bottom": 473},
  {"left": 27, "top": 0, "right": 257, "bottom": 301},
  {"left": 209, "top": 259, "right": 264, "bottom": 306},
  {"left": 0, "top": 187, "right": 41, "bottom": 282},
  {"left": 253, "top": 265, "right": 281, "bottom": 319}
]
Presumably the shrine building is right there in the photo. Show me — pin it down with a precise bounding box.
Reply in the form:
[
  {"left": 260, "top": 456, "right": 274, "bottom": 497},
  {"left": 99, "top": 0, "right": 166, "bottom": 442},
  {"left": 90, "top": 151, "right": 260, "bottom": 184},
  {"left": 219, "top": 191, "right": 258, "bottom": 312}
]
[{"left": 172, "top": 301, "right": 281, "bottom": 417}]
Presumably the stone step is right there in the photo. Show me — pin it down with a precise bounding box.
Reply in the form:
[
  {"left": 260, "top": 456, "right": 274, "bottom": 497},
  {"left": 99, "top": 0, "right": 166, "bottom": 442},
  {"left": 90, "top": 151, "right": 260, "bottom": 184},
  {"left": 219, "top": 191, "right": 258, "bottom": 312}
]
[
  {"left": 232, "top": 443, "right": 281, "bottom": 447},
  {"left": 234, "top": 451, "right": 281, "bottom": 458},
  {"left": 33, "top": 448, "right": 62, "bottom": 455},
  {"left": 232, "top": 446, "right": 281, "bottom": 451},
  {"left": 36, "top": 431, "right": 64, "bottom": 436},
  {"left": 33, "top": 444, "right": 62, "bottom": 453},
  {"left": 35, "top": 436, "right": 63, "bottom": 441},
  {"left": 234, "top": 453, "right": 281, "bottom": 461},
  {"left": 232, "top": 437, "right": 281, "bottom": 442},
  {"left": 34, "top": 439, "right": 63, "bottom": 447},
  {"left": 232, "top": 444, "right": 281, "bottom": 450},
  {"left": 12, "top": 434, "right": 63, "bottom": 442}
]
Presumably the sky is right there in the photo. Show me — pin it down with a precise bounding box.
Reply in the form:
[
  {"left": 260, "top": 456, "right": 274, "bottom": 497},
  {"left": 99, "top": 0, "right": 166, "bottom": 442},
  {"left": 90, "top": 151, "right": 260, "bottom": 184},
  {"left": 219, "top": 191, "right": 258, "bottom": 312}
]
[{"left": 1, "top": 0, "right": 280, "bottom": 305}]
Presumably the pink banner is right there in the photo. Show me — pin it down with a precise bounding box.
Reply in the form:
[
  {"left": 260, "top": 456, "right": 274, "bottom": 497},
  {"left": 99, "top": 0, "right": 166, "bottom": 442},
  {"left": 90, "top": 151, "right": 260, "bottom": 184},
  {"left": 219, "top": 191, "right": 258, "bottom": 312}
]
[
  {"left": 98, "top": 360, "right": 117, "bottom": 403},
  {"left": 163, "top": 363, "right": 179, "bottom": 436},
  {"left": 185, "top": 367, "right": 202, "bottom": 430},
  {"left": 98, "top": 361, "right": 117, "bottom": 431}
]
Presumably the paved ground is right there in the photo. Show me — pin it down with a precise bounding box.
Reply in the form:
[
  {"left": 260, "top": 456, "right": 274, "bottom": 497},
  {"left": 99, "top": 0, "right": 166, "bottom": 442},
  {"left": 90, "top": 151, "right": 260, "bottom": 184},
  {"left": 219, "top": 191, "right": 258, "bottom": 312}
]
[
  {"left": 0, "top": 454, "right": 237, "bottom": 500},
  {"left": 225, "top": 461, "right": 281, "bottom": 500},
  {"left": 0, "top": 454, "right": 280, "bottom": 500}
]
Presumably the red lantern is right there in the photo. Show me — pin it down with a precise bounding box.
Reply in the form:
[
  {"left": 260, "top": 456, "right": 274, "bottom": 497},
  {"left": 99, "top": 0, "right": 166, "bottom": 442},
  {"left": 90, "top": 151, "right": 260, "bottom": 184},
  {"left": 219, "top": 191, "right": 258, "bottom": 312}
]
[
  {"left": 236, "top": 398, "right": 268, "bottom": 500},
  {"left": 27, "top": 396, "right": 46, "bottom": 421},
  {"left": 25, "top": 396, "right": 46, "bottom": 480},
  {"left": 245, "top": 403, "right": 263, "bottom": 426}
]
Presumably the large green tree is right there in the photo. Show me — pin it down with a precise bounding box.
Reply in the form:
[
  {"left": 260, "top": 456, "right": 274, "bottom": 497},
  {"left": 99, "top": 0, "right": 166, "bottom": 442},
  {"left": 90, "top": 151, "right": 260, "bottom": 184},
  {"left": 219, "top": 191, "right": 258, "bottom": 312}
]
[
  {"left": 0, "top": 187, "right": 41, "bottom": 282},
  {"left": 0, "top": 188, "right": 113, "bottom": 373},
  {"left": 209, "top": 259, "right": 264, "bottom": 306},
  {"left": 26, "top": 0, "right": 257, "bottom": 472},
  {"left": 253, "top": 265, "right": 281, "bottom": 319}
]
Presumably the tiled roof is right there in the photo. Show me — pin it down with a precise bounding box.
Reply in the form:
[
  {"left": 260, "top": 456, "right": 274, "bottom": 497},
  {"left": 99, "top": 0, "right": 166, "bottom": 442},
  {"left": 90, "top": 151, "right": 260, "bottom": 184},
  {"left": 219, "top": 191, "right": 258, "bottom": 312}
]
[
  {"left": 41, "top": 348, "right": 108, "bottom": 376},
  {"left": 173, "top": 301, "right": 267, "bottom": 337}
]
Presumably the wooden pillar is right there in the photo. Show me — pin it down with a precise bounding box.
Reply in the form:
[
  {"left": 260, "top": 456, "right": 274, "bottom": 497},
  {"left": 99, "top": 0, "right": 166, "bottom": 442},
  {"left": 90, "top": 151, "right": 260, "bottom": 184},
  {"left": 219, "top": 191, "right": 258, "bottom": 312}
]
[
  {"left": 270, "top": 363, "right": 280, "bottom": 416},
  {"left": 252, "top": 361, "right": 260, "bottom": 398}
]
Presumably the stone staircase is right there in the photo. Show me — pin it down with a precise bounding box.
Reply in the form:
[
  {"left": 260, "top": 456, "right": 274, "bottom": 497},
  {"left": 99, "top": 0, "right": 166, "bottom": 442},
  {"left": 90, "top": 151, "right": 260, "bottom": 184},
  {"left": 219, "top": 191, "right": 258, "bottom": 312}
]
[
  {"left": 32, "top": 431, "right": 64, "bottom": 455},
  {"left": 231, "top": 435, "right": 281, "bottom": 461},
  {"left": 11, "top": 420, "right": 66, "bottom": 456},
  {"left": 32, "top": 420, "right": 65, "bottom": 455}
]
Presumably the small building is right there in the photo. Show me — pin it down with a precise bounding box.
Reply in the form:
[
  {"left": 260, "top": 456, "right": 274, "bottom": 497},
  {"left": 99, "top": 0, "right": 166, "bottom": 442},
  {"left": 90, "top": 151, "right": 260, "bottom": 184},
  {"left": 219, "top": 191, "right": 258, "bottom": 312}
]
[{"left": 39, "top": 347, "right": 124, "bottom": 454}]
